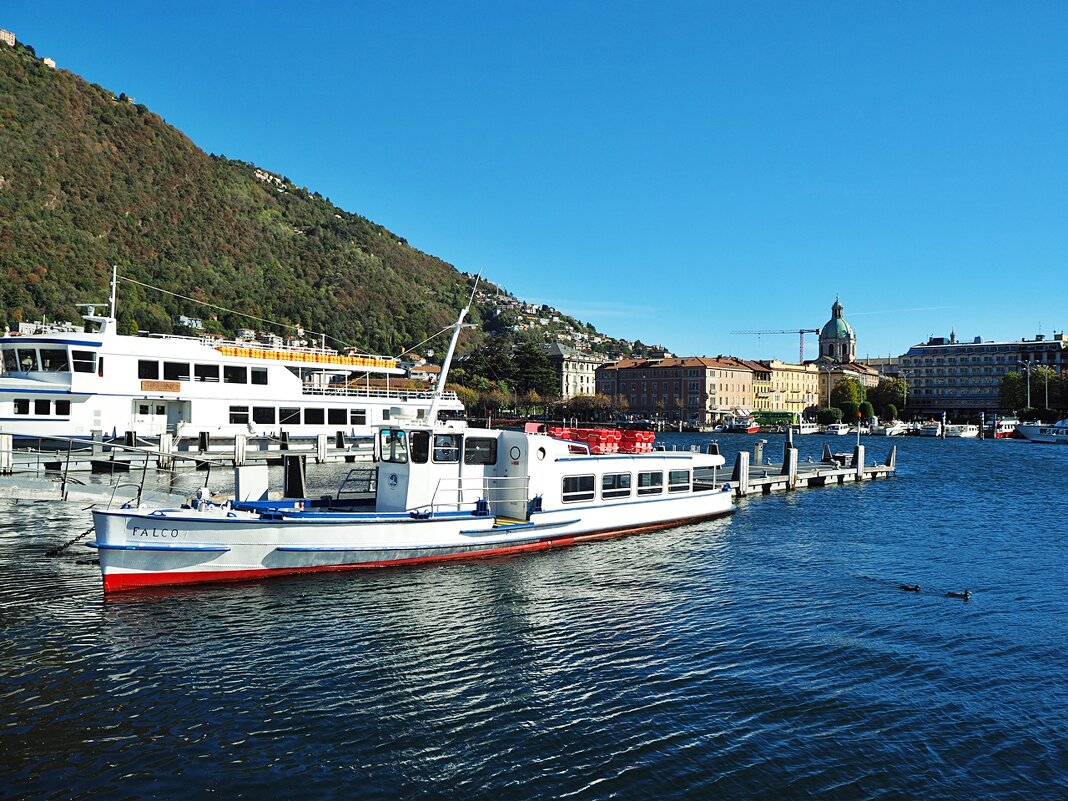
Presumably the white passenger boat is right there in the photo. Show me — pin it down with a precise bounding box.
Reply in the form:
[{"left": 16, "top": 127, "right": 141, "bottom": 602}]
[
  {"left": 789, "top": 420, "right": 820, "bottom": 435},
  {"left": 873, "top": 420, "right": 908, "bottom": 436},
  {"left": 1015, "top": 419, "right": 1068, "bottom": 444},
  {"left": 944, "top": 423, "right": 979, "bottom": 438},
  {"left": 88, "top": 304, "right": 734, "bottom": 592},
  {"left": 824, "top": 423, "right": 851, "bottom": 435},
  {"left": 919, "top": 421, "right": 942, "bottom": 437},
  {"left": 0, "top": 270, "right": 463, "bottom": 444}
]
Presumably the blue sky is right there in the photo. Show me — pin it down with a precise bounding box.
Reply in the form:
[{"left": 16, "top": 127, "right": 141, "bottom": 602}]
[{"left": 6, "top": 1, "right": 1067, "bottom": 361}]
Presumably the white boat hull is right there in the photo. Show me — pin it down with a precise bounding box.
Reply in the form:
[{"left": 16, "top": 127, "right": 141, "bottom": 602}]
[{"left": 1016, "top": 421, "right": 1068, "bottom": 444}]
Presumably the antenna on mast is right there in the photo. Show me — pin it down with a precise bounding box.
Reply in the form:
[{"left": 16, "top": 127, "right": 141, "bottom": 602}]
[{"left": 109, "top": 265, "right": 118, "bottom": 320}]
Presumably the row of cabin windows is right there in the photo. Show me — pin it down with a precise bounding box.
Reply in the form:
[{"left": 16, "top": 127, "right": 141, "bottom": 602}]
[
  {"left": 2, "top": 348, "right": 98, "bottom": 374},
  {"left": 562, "top": 470, "right": 691, "bottom": 503},
  {"left": 228, "top": 405, "right": 369, "bottom": 426},
  {"left": 378, "top": 430, "right": 498, "bottom": 466},
  {"left": 13, "top": 399, "right": 72, "bottom": 416},
  {"left": 139, "top": 360, "right": 268, "bottom": 385}
]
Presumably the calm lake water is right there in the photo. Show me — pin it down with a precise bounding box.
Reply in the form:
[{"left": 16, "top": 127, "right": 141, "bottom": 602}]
[{"left": 1, "top": 433, "right": 1066, "bottom": 800}]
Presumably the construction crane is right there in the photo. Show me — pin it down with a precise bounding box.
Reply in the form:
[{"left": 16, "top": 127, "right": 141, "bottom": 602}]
[{"left": 730, "top": 328, "right": 820, "bottom": 362}]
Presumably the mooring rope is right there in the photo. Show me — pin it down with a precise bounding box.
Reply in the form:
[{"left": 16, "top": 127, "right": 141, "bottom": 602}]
[{"left": 45, "top": 526, "right": 95, "bottom": 558}]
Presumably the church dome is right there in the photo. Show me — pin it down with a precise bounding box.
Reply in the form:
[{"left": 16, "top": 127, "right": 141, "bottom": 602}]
[{"left": 820, "top": 298, "right": 854, "bottom": 340}]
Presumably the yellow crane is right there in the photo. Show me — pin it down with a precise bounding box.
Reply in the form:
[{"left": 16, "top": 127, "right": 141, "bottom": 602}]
[{"left": 730, "top": 328, "right": 820, "bottom": 362}]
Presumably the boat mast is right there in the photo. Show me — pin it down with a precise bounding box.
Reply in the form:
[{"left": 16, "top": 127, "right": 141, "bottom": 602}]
[
  {"left": 427, "top": 273, "right": 481, "bottom": 423},
  {"left": 109, "top": 264, "right": 119, "bottom": 322}
]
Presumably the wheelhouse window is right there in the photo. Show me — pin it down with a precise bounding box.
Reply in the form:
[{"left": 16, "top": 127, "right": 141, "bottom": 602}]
[
  {"left": 304, "top": 407, "right": 325, "bottom": 425},
  {"left": 17, "top": 349, "right": 39, "bottom": 371},
  {"left": 350, "top": 409, "right": 367, "bottom": 425},
  {"left": 39, "top": 349, "right": 70, "bottom": 372},
  {"left": 409, "top": 430, "right": 429, "bottom": 464},
  {"left": 55, "top": 400, "right": 71, "bottom": 416},
  {"left": 464, "top": 437, "right": 497, "bottom": 465},
  {"left": 2, "top": 349, "right": 17, "bottom": 372},
  {"left": 229, "top": 406, "right": 250, "bottom": 424},
  {"left": 380, "top": 429, "right": 409, "bottom": 463},
  {"left": 433, "top": 434, "right": 461, "bottom": 463},
  {"left": 637, "top": 471, "right": 663, "bottom": 495},
  {"left": 602, "top": 472, "right": 632, "bottom": 499},
  {"left": 252, "top": 407, "right": 276, "bottom": 424},
  {"left": 279, "top": 407, "right": 300, "bottom": 425},
  {"left": 194, "top": 364, "right": 220, "bottom": 382},
  {"left": 668, "top": 469, "right": 691, "bottom": 493},
  {"left": 327, "top": 408, "right": 346, "bottom": 425},
  {"left": 14, "top": 399, "right": 29, "bottom": 415},
  {"left": 562, "top": 475, "right": 596, "bottom": 503},
  {"left": 71, "top": 350, "right": 96, "bottom": 373},
  {"left": 138, "top": 360, "right": 159, "bottom": 380},
  {"left": 251, "top": 367, "right": 268, "bottom": 385},
  {"left": 35, "top": 399, "right": 50, "bottom": 415},
  {"left": 223, "top": 365, "right": 247, "bottom": 384},
  {"left": 163, "top": 361, "right": 190, "bottom": 381}
]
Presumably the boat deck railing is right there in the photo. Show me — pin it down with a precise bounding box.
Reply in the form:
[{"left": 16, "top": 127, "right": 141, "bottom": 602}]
[
  {"left": 301, "top": 384, "right": 458, "bottom": 402},
  {"left": 423, "top": 475, "right": 530, "bottom": 514}
]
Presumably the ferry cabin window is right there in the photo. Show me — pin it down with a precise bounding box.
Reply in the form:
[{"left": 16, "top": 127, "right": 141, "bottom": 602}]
[
  {"left": 35, "top": 399, "right": 50, "bottom": 415},
  {"left": 433, "top": 434, "right": 461, "bottom": 463},
  {"left": 2, "top": 349, "right": 17, "bottom": 372},
  {"left": 163, "top": 361, "right": 191, "bottom": 381},
  {"left": 350, "top": 409, "right": 367, "bottom": 425},
  {"left": 327, "top": 408, "right": 346, "bottom": 426},
  {"left": 602, "top": 472, "right": 632, "bottom": 499},
  {"left": 14, "top": 399, "right": 29, "bottom": 415},
  {"left": 194, "top": 364, "right": 220, "bottom": 382},
  {"left": 637, "top": 471, "right": 664, "bottom": 495},
  {"left": 251, "top": 367, "right": 268, "bottom": 385},
  {"left": 71, "top": 350, "right": 96, "bottom": 373},
  {"left": 253, "top": 407, "right": 276, "bottom": 424},
  {"left": 562, "top": 475, "right": 596, "bottom": 503},
  {"left": 56, "top": 400, "right": 70, "bottom": 415},
  {"left": 279, "top": 407, "right": 300, "bottom": 425},
  {"left": 668, "top": 469, "right": 691, "bottom": 493},
  {"left": 138, "top": 360, "right": 159, "bottom": 380},
  {"left": 229, "top": 406, "right": 250, "bottom": 424},
  {"left": 17, "top": 349, "right": 39, "bottom": 371},
  {"left": 380, "top": 429, "right": 409, "bottom": 463},
  {"left": 464, "top": 437, "right": 497, "bottom": 465},
  {"left": 224, "top": 366, "right": 247, "bottom": 384},
  {"left": 39, "top": 349, "right": 70, "bottom": 372},
  {"left": 305, "top": 408, "right": 325, "bottom": 425},
  {"left": 409, "top": 431, "right": 430, "bottom": 464}
]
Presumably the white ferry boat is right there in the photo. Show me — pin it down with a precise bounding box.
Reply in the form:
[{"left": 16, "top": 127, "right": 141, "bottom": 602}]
[
  {"left": 0, "top": 273, "right": 464, "bottom": 444},
  {"left": 1016, "top": 419, "right": 1068, "bottom": 444},
  {"left": 919, "top": 421, "right": 942, "bottom": 437},
  {"left": 824, "top": 423, "right": 851, "bottom": 435},
  {"left": 88, "top": 304, "right": 734, "bottom": 591},
  {"left": 789, "top": 420, "right": 820, "bottom": 435},
  {"left": 944, "top": 423, "right": 979, "bottom": 438}
]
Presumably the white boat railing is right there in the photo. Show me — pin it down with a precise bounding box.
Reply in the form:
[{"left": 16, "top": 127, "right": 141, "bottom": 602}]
[
  {"left": 424, "top": 475, "right": 530, "bottom": 515},
  {"left": 301, "top": 384, "right": 458, "bottom": 401}
]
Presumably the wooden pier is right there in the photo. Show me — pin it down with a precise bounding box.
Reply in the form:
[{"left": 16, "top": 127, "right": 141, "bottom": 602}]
[{"left": 726, "top": 438, "right": 896, "bottom": 497}]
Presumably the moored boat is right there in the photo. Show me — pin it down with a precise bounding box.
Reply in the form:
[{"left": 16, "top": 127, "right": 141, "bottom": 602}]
[
  {"left": 1015, "top": 419, "right": 1068, "bottom": 444},
  {"left": 919, "top": 421, "right": 942, "bottom": 437},
  {"left": 985, "top": 418, "right": 1019, "bottom": 439},
  {"left": 721, "top": 414, "right": 760, "bottom": 434},
  {"left": 824, "top": 423, "right": 851, "bottom": 436},
  {"left": 944, "top": 423, "right": 979, "bottom": 438},
  {"left": 789, "top": 420, "right": 820, "bottom": 435}
]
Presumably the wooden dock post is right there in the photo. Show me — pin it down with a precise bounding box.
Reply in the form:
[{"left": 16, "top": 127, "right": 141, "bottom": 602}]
[
  {"left": 731, "top": 450, "right": 750, "bottom": 496},
  {"left": 0, "top": 433, "right": 11, "bottom": 475},
  {"left": 157, "top": 433, "right": 174, "bottom": 470},
  {"left": 854, "top": 444, "right": 865, "bottom": 480},
  {"left": 784, "top": 447, "right": 799, "bottom": 489},
  {"left": 316, "top": 433, "right": 328, "bottom": 464},
  {"left": 753, "top": 440, "right": 764, "bottom": 467},
  {"left": 233, "top": 434, "right": 247, "bottom": 467},
  {"left": 283, "top": 454, "right": 307, "bottom": 498}
]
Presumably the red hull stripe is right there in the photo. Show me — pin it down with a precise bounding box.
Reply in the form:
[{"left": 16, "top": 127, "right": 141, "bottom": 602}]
[{"left": 101, "top": 511, "right": 733, "bottom": 593}]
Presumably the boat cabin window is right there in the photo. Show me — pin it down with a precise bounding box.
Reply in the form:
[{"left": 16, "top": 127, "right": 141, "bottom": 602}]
[
  {"left": 305, "top": 408, "right": 325, "bottom": 425},
  {"left": 637, "top": 471, "right": 663, "bottom": 496},
  {"left": 2, "top": 349, "right": 17, "bottom": 372},
  {"left": 253, "top": 406, "right": 276, "bottom": 424},
  {"left": 39, "top": 349, "right": 70, "bottom": 372},
  {"left": 380, "top": 429, "right": 409, "bottom": 464},
  {"left": 433, "top": 434, "right": 461, "bottom": 463},
  {"left": 35, "top": 399, "right": 49, "bottom": 415},
  {"left": 280, "top": 407, "right": 300, "bottom": 425},
  {"left": 562, "top": 475, "right": 596, "bottom": 503},
  {"left": 668, "top": 469, "right": 691, "bottom": 493},
  {"left": 195, "top": 364, "right": 220, "bottom": 382},
  {"left": 251, "top": 367, "right": 268, "bottom": 385},
  {"left": 14, "top": 399, "right": 29, "bottom": 415},
  {"left": 56, "top": 400, "right": 70, "bottom": 415},
  {"left": 138, "top": 360, "right": 159, "bottom": 379},
  {"left": 602, "top": 472, "right": 632, "bottom": 499},
  {"left": 224, "top": 365, "right": 247, "bottom": 384},
  {"left": 328, "top": 408, "right": 346, "bottom": 425},
  {"left": 350, "top": 409, "right": 367, "bottom": 425},
  {"left": 71, "top": 350, "right": 96, "bottom": 373},
  {"left": 163, "top": 361, "right": 191, "bottom": 382},
  {"left": 17, "top": 349, "right": 38, "bottom": 371},
  {"left": 464, "top": 437, "right": 497, "bottom": 466},
  {"left": 409, "top": 431, "right": 430, "bottom": 464},
  {"left": 229, "top": 406, "right": 250, "bottom": 424}
]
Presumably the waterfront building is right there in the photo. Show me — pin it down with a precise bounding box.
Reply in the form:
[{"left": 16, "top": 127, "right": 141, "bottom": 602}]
[
  {"left": 0, "top": 29, "right": 15, "bottom": 47},
  {"left": 898, "top": 331, "right": 1067, "bottom": 415},
  {"left": 596, "top": 356, "right": 754, "bottom": 426},
  {"left": 758, "top": 360, "right": 821, "bottom": 415},
  {"left": 541, "top": 343, "right": 607, "bottom": 400}
]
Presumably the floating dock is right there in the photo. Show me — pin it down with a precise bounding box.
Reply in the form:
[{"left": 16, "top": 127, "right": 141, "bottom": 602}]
[{"left": 726, "top": 439, "right": 896, "bottom": 497}]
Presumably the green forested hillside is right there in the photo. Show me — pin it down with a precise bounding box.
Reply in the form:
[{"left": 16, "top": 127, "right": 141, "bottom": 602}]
[{"left": 0, "top": 40, "right": 478, "bottom": 355}]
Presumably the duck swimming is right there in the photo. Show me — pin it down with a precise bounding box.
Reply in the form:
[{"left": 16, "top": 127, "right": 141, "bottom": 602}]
[
  {"left": 946, "top": 589, "right": 972, "bottom": 600},
  {"left": 898, "top": 584, "right": 921, "bottom": 592}
]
